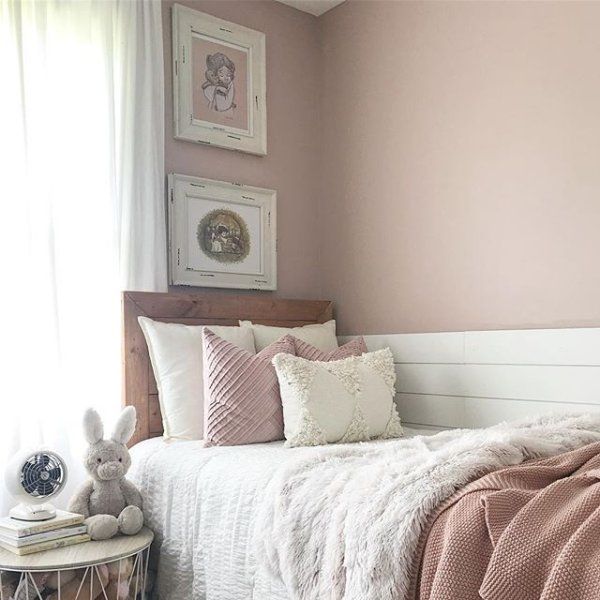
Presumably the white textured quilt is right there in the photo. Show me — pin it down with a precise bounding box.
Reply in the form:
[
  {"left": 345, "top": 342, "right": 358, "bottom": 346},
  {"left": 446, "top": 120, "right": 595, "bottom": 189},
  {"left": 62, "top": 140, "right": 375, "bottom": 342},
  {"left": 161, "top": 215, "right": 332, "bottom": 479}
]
[{"left": 129, "top": 438, "right": 290, "bottom": 600}]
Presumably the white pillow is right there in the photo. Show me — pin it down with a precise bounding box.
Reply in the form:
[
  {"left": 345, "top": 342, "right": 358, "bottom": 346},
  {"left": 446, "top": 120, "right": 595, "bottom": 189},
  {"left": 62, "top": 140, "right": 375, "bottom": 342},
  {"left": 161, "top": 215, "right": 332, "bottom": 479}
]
[
  {"left": 239, "top": 319, "right": 338, "bottom": 352},
  {"left": 138, "top": 317, "right": 256, "bottom": 440},
  {"left": 272, "top": 348, "right": 402, "bottom": 447}
]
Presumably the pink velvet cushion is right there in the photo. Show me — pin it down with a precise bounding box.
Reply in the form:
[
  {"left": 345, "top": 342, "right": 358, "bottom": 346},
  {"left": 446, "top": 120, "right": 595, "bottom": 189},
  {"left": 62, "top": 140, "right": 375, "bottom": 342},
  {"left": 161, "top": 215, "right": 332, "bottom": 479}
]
[
  {"left": 292, "top": 335, "right": 368, "bottom": 361},
  {"left": 202, "top": 328, "right": 295, "bottom": 446}
]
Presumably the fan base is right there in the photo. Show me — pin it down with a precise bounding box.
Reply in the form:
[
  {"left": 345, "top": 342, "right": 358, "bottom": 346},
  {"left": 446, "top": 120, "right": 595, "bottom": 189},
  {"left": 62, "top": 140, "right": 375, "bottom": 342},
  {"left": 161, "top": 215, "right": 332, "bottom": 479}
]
[{"left": 9, "top": 503, "right": 57, "bottom": 521}]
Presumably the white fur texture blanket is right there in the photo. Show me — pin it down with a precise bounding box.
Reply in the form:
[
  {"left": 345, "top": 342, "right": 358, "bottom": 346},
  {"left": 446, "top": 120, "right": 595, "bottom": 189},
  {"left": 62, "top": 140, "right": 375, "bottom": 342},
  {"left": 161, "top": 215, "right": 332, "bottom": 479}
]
[{"left": 254, "top": 413, "right": 600, "bottom": 600}]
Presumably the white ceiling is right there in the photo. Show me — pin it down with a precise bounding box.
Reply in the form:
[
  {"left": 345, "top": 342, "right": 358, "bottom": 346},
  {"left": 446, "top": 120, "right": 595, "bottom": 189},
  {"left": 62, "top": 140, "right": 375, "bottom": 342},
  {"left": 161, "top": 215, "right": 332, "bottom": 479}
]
[{"left": 275, "top": 0, "right": 346, "bottom": 17}]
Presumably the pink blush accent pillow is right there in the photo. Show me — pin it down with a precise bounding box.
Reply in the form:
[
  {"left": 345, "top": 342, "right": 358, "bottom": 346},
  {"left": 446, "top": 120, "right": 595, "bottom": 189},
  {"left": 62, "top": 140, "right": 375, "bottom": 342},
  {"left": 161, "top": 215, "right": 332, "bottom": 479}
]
[
  {"left": 202, "top": 329, "right": 295, "bottom": 446},
  {"left": 292, "top": 335, "right": 368, "bottom": 361}
]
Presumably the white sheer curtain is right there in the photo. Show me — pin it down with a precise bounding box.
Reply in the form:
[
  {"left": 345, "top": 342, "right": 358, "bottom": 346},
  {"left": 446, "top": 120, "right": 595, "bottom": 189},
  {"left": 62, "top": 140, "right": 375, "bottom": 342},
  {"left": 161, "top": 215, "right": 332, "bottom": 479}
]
[{"left": 0, "top": 0, "right": 166, "bottom": 513}]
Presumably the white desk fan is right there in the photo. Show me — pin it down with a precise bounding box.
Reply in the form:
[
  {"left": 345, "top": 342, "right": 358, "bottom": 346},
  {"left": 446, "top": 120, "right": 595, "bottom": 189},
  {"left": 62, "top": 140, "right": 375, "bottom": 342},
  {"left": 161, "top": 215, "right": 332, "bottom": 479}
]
[{"left": 4, "top": 449, "right": 68, "bottom": 521}]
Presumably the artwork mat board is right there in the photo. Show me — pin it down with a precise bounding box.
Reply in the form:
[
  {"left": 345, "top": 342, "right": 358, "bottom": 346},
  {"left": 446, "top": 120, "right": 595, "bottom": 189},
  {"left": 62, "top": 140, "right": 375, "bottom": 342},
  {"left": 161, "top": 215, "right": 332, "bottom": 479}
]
[
  {"left": 191, "top": 33, "right": 250, "bottom": 134},
  {"left": 186, "top": 196, "right": 262, "bottom": 275},
  {"left": 168, "top": 173, "right": 277, "bottom": 290},
  {"left": 172, "top": 4, "right": 267, "bottom": 155}
]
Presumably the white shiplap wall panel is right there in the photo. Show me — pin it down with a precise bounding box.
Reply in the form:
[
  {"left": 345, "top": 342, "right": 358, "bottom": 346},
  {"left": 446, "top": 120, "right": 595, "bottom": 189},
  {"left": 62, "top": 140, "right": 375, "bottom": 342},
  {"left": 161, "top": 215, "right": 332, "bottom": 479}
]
[
  {"left": 397, "top": 394, "right": 600, "bottom": 429},
  {"left": 339, "top": 333, "right": 464, "bottom": 364},
  {"left": 395, "top": 364, "right": 600, "bottom": 404},
  {"left": 465, "top": 328, "right": 600, "bottom": 366},
  {"left": 340, "top": 327, "right": 600, "bottom": 430},
  {"left": 402, "top": 423, "right": 452, "bottom": 435}
]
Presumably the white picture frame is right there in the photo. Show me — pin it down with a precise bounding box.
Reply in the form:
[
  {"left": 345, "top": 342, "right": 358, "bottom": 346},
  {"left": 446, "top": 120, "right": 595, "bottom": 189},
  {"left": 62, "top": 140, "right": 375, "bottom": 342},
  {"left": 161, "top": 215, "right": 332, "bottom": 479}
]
[
  {"left": 168, "top": 174, "right": 277, "bottom": 290},
  {"left": 172, "top": 4, "right": 267, "bottom": 156}
]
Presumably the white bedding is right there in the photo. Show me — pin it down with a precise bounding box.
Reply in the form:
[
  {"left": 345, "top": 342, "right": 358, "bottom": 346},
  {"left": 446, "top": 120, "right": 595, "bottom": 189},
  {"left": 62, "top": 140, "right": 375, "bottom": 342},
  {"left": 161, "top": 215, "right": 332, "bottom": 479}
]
[
  {"left": 129, "top": 438, "right": 286, "bottom": 599},
  {"left": 129, "top": 427, "right": 431, "bottom": 600}
]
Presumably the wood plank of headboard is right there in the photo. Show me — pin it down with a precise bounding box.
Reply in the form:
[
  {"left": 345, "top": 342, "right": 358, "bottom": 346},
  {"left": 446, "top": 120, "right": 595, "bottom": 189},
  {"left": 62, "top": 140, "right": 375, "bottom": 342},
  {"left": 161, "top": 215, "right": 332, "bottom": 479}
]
[
  {"left": 122, "top": 292, "right": 150, "bottom": 446},
  {"left": 122, "top": 291, "right": 334, "bottom": 446}
]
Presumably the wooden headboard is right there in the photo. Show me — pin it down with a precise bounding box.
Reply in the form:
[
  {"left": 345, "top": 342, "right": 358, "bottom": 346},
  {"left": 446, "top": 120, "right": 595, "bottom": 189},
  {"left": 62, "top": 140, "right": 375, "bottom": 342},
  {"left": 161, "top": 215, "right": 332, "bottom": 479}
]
[{"left": 122, "top": 291, "right": 334, "bottom": 445}]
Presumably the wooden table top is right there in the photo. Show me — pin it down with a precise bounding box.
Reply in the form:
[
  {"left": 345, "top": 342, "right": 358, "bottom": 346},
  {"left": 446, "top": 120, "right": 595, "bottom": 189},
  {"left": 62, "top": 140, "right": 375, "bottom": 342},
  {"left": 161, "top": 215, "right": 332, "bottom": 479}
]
[{"left": 0, "top": 527, "right": 154, "bottom": 572}]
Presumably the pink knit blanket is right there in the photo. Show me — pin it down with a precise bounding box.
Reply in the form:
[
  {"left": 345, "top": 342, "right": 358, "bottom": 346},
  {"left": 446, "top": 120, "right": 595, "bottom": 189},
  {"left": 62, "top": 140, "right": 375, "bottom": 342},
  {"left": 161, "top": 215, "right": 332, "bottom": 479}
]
[{"left": 412, "top": 440, "right": 600, "bottom": 600}]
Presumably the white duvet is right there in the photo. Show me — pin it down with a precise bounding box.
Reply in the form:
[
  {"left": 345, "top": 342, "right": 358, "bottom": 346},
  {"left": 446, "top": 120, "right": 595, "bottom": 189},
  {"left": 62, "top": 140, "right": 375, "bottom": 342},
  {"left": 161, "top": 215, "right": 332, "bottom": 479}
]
[
  {"left": 128, "top": 427, "right": 431, "bottom": 600},
  {"left": 129, "top": 438, "right": 289, "bottom": 600}
]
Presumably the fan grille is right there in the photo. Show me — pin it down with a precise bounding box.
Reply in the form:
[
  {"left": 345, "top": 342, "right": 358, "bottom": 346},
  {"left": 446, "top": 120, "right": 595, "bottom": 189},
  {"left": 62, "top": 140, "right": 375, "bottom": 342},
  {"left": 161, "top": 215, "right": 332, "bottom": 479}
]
[{"left": 20, "top": 452, "right": 65, "bottom": 499}]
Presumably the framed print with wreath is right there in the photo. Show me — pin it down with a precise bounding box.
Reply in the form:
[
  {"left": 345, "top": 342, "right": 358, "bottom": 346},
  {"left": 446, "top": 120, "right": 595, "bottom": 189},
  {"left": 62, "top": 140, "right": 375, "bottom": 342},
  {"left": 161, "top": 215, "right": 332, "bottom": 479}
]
[
  {"left": 168, "top": 174, "right": 277, "bottom": 290},
  {"left": 172, "top": 4, "right": 267, "bottom": 155}
]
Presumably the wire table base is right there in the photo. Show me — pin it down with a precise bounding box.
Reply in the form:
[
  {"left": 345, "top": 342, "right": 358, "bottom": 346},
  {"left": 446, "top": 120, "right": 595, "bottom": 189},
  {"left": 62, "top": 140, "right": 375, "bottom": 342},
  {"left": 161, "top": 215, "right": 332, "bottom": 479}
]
[{"left": 0, "top": 529, "right": 153, "bottom": 600}]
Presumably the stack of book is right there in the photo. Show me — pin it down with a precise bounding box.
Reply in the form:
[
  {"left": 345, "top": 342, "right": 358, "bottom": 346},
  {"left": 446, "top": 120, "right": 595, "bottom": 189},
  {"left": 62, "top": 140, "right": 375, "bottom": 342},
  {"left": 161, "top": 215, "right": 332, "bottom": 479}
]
[{"left": 0, "top": 510, "right": 89, "bottom": 555}]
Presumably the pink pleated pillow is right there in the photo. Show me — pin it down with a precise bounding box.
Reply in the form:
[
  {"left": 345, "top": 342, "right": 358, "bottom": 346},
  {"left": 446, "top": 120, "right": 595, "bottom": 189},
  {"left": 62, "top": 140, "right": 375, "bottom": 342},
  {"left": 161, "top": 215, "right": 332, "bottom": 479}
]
[
  {"left": 202, "top": 328, "right": 295, "bottom": 446},
  {"left": 292, "top": 335, "right": 368, "bottom": 361}
]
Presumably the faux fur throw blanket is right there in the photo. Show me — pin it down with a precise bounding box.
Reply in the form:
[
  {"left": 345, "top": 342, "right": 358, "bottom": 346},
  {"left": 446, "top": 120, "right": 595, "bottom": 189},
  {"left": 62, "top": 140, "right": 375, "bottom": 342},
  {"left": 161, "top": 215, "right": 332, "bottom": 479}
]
[
  {"left": 415, "top": 438, "right": 600, "bottom": 600},
  {"left": 253, "top": 413, "right": 600, "bottom": 600}
]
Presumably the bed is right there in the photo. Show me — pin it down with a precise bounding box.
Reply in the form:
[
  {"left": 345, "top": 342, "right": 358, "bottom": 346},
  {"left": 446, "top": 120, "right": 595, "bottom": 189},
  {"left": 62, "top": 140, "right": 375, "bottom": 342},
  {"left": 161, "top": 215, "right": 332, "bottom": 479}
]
[
  {"left": 128, "top": 430, "right": 428, "bottom": 599},
  {"left": 122, "top": 291, "right": 338, "bottom": 598},
  {"left": 122, "top": 291, "right": 600, "bottom": 600}
]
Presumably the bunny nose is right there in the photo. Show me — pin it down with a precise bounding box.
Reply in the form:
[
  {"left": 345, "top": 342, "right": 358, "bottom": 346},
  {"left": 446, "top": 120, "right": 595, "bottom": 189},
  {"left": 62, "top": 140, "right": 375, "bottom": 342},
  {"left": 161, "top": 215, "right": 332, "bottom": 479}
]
[{"left": 97, "top": 461, "right": 124, "bottom": 480}]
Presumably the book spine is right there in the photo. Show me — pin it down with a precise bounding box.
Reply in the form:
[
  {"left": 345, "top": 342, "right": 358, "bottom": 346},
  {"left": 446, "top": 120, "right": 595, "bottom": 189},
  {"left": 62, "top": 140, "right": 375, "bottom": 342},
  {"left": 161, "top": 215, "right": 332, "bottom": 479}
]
[
  {"left": 0, "top": 534, "right": 90, "bottom": 555},
  {"left": 0, "top": 525, "right": 88, "bottom": 547},
  {"left": 0, "top": 516, "right": 84, "bottom": 538}
]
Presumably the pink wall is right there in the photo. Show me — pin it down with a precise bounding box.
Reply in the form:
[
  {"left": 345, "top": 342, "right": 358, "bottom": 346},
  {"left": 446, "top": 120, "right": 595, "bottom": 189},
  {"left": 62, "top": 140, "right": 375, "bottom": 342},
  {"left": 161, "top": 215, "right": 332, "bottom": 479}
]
[
  {"left": 319, "top": 1, "right": 600, "bottom": 334},
  {"left": 163, "top": 0, "right": 322, "bottom": 299},
  {"left": 163, "top": 1, "right": 600, "bottom": 336}
]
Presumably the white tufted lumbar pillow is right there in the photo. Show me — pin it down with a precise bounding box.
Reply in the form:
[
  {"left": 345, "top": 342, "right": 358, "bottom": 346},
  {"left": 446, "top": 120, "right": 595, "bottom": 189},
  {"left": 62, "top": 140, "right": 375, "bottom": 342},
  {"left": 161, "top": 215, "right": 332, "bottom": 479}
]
[{"left": 272, "top": 348, "right": 403, "bottom": 447}]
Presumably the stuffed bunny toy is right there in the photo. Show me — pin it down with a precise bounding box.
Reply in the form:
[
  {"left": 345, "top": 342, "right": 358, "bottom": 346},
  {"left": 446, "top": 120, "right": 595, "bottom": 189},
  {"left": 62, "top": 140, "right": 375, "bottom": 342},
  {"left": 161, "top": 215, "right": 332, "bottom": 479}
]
[{"left": 68, "top": 407, "right": 144, "bottom": 540}]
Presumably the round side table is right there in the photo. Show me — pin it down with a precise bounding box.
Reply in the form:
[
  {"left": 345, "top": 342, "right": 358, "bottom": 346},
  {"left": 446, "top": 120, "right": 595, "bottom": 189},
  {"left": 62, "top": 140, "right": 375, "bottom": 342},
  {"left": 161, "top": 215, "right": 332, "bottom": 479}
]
[{"left": 0, "top": 527, "right": 153, "bottom": 600}]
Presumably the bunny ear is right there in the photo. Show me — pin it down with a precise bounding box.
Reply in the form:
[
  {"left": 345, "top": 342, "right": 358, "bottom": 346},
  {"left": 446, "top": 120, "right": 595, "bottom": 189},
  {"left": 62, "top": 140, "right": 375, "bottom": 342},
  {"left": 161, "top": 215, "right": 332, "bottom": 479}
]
[
  {"left": 83, "top": 408, "right": 104, "bottom": 445},
  {"left": 111, "top": 406, "right": 137, "bottom": 444}
]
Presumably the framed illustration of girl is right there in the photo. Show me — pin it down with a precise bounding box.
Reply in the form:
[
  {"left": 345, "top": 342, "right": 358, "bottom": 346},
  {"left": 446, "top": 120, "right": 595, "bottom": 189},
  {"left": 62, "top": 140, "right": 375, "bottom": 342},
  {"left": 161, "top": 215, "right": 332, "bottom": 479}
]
[{"left": 172, "top": 4, "right": 267, "bottom": 156}]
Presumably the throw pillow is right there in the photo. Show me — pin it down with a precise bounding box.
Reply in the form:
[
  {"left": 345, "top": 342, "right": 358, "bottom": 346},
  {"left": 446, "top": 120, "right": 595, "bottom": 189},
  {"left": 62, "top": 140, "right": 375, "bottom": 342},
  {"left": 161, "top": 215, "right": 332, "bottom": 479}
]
[
  {"left": 273, "top": 348, "right": 402, "bottom": 447},
  {"left": 203, "top": 329, "right": 295, "bottom": 446}
]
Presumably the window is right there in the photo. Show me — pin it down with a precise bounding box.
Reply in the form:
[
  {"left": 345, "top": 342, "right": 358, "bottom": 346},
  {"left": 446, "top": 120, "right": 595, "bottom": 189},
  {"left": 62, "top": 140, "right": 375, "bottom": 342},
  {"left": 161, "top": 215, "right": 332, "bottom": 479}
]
[{"left": 0, "top": 0, "right": 166, "bottom": 510}]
